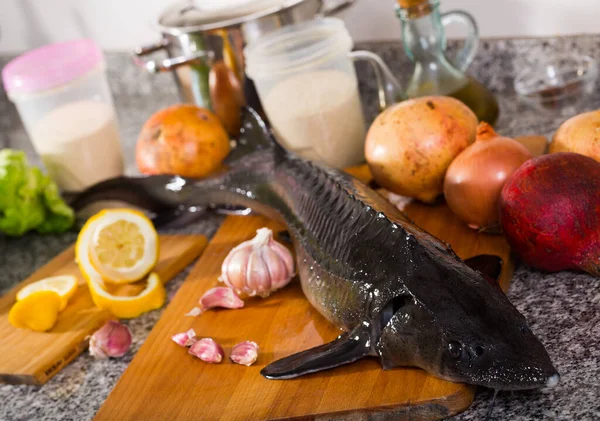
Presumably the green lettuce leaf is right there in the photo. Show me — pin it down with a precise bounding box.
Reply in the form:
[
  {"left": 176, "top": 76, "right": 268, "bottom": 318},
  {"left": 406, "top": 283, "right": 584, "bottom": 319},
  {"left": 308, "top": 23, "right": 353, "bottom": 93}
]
[
  {"left": 0, "top": 149, "right": 75, "bottom": 236},
  {"left": 36, "top": 175, "right": 75, "bottom": 234}
]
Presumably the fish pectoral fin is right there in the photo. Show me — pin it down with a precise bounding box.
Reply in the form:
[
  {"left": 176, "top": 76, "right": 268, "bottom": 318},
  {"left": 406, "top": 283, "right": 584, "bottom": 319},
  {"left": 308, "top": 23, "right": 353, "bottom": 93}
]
[
  {"left": 260, "top": 322, "right": 375, "bottom": 380},
  {"left": 464, "top": 254, "right": 503, "bottom": 286}
]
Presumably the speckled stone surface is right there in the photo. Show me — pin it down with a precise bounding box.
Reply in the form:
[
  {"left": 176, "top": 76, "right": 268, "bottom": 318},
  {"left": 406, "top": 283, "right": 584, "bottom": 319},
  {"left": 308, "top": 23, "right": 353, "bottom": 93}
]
[{"left": 1, "top": 35, "right": 600, "bottom": 421}]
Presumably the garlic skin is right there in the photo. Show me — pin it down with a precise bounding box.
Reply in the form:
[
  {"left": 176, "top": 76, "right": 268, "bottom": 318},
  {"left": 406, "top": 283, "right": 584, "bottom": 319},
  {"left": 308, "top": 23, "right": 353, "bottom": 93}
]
[
  {"left": 220, "top": 228, "right": 295, "bottom": 297},
  {"left": 185, "top": 307, "right": 203, "bottom": 317},
  {"left": 89, "top": 320, "right": 132, "bottom": 359},
  {"left": 171, "top": 328, "right": 197, "bottom": 347},
  {"left": 230, "top": 341, "right": 259, "bottom": 366},
  {"left": 188, "top": 338, "right": 224, "bottom": 363}
]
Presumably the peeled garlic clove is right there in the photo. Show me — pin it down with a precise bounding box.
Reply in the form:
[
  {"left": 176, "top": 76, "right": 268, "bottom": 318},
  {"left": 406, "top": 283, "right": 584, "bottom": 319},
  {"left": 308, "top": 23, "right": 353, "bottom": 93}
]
[
  {"left": 172, "top": 328, "right": 197, "bottom": 347},
  {"left": 220, "top": 228, "right": 295, "bottom": 297},
  {"left": 189, "top": 338, "right": 224, "bottom": 363},
  {"left": 230, "top": 341, "right": 259, "bottom": 366},
  {"left": 199, "top": 287, "right": 244, "bottom": 312},
  {"left": 89, "top": 320, "right": 132, "bottom": 359}
]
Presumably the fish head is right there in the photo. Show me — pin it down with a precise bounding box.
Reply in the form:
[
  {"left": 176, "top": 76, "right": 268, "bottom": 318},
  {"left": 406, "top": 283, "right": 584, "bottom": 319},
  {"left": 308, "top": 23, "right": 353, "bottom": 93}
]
[{"left": 376, "top": 261, "right": 559, "bottom": 391}]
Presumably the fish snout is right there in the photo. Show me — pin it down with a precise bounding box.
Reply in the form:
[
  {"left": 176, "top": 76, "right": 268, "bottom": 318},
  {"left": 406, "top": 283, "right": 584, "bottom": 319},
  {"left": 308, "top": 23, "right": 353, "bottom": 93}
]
[{"left": 546, "top": 372, "right": 560, "bottom": 388}]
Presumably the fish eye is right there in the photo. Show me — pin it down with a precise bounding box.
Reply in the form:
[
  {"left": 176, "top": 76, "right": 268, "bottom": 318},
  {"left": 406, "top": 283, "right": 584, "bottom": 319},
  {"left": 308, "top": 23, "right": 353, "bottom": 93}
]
[
  {"left": 448, "top": 341, "right": 463, "bottom": 359},
  {"left": 520, "top": 324, "right": 531, "bottom": 334}
]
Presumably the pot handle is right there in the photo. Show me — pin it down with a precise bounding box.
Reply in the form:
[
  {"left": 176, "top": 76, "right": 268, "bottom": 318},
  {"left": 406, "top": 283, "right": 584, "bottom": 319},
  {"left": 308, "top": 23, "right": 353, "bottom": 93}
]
[
  {"left": 322, "top": 0, "right": 356, "bottom": 16},
  {"left": 133, "top": 40, "right": 212, "bottom": 73},
  {"left": 349, "top": 50, "right": 404, "bottom": 111},
  {"left": 134, "top": 39, "right": 169, "bottom": 56}
]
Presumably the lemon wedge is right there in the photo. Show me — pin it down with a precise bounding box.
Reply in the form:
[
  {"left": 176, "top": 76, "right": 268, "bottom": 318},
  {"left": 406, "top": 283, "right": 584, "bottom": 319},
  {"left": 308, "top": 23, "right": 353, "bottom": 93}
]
[
  {"left": 9, "top": 290, "right": 61, "bottom": 332},
  {"left": 87, "top": 272, "right": 166, "bottom": 319},
  {"left": 76, "top": 209, "right": 159, "bottom": 284},
  {"left": 17, "top": 275, "right": 78, "bottom": 311}
]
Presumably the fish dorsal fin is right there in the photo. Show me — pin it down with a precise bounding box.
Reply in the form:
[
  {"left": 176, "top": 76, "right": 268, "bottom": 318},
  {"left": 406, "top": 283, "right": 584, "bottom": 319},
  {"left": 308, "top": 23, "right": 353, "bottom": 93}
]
[
  {"left": 225, "top": 107, "right": 287, "bottom": 164},
  {"left": 261, "top": 321, "right": 375, "bottom": 379},
  {"left": 464, "top": 254, "right": 503, "bottom": 288}
]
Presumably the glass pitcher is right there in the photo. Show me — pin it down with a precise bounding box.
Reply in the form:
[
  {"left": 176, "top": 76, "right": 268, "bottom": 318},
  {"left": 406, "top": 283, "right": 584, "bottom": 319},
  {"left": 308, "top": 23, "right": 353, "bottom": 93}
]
[
  {"left": 396, "top": 0, "right": 499, "bottom": 125},
  {"left": 245, "top": 18, "right": 403, "bottom": 169}
]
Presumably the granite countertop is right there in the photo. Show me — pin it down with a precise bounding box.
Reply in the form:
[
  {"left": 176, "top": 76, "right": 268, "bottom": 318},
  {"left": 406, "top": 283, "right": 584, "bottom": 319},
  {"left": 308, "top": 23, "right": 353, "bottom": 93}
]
[{"left": 1, "top": 36, "right": 600, "bottom": 421}]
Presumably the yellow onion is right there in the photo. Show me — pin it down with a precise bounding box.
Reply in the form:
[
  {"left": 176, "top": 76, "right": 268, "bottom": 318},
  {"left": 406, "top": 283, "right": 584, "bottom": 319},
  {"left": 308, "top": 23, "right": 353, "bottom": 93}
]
[{"left": 444, "top": 122, "right": 533, "bottom": 232}]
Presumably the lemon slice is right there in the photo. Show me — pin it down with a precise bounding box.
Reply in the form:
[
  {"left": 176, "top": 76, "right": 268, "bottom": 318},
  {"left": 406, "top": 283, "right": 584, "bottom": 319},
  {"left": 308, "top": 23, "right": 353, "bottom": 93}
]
[
  {"left": 87, "top": 272, "right": 166, "bottom": 319},
  {"left": 9, "top": 290, "right": 61, "bottom": 332},
  {"left": 16, "top": 275, "right": 78, "bottom": 311},
  {"left": 76, "top": 209, "right": 159, "bottom": 284}
]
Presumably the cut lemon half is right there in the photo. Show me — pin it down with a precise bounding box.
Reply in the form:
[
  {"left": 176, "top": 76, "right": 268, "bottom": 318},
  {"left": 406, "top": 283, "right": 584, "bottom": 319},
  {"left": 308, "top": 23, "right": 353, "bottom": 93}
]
[
  {"left": 9, "top": 290, "right": 61, "bottom": 332},
  {"left": 86, "top": 272, "right": 166, "bottom": 319},
  {"left": 76, "top": 209, "right": 159, "bottom": 284},
  {"left": 16, "top": 275, "right": 78, "bottom": 311}
]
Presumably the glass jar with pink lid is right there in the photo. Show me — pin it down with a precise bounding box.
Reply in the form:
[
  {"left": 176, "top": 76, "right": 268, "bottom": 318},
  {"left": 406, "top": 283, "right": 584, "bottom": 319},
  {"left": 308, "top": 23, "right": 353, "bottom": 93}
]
[{"left": 2, "top": 39, "right": 124, "bottom": 191}]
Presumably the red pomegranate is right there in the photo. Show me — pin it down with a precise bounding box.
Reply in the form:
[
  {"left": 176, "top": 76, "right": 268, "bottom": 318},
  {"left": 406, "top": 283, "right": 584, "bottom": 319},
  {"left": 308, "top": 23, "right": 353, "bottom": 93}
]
[{"left": 499, "top": 152, "right": 600, "bottom": 276}]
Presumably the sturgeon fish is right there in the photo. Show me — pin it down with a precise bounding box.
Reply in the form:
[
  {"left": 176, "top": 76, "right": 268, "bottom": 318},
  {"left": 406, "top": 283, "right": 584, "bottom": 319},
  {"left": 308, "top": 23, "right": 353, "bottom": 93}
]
[{"left": 70, "top": 108, "right": 559, "bottom": 390}]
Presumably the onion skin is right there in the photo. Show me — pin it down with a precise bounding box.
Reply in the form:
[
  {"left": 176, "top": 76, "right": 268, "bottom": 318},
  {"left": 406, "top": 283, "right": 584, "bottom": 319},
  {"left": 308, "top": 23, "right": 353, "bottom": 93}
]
[
  {"left": 444, "top": 123, "right": 532, "bottom": 232},
  {"left": 365, "top": 96, "right": 478, "bottom": 203},
  {"left": 550, "top": 110, "right": 600, "bottom": 161}
]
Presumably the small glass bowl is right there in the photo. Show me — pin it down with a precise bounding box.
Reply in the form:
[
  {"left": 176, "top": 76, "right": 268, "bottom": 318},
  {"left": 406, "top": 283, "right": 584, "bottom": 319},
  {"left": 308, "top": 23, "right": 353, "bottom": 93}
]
[{"left": 514, "top": 54, "right": 598, "bottom": 111}]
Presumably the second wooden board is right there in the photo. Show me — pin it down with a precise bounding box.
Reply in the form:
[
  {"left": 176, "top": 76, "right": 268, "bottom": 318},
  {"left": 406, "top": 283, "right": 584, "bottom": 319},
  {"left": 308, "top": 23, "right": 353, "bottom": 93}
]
[{"left": 0, "top": 235, "right": 207, "bottom": 385}]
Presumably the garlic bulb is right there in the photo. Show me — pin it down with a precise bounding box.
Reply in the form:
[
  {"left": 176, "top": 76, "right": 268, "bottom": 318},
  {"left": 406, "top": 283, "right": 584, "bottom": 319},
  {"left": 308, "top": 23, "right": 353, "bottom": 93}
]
[
  {"left": 220, "top": 228, "right": 295, "bottom": 297},
  {"left": 89, "top": 320, "right": 132, "bottom": 359}
]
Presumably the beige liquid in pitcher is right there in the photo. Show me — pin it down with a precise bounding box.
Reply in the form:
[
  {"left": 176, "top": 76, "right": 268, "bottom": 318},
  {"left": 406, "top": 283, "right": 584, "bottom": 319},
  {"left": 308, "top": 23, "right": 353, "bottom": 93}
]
[{"left": 262, "top": 70, "right": 366, "bottom": 169}]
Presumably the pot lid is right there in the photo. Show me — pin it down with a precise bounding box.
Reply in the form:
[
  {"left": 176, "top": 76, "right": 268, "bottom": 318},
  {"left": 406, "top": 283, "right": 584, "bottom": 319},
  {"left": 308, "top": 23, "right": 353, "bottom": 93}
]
[{"left": 158, "top": 0, "right": 308, "bottom": 32}]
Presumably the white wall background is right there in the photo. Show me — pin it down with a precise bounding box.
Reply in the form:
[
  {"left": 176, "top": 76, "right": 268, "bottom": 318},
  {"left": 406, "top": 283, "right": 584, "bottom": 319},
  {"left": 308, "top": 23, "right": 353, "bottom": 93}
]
[{"left": 1, "top": 0, "right": 599, "bottom": 53}]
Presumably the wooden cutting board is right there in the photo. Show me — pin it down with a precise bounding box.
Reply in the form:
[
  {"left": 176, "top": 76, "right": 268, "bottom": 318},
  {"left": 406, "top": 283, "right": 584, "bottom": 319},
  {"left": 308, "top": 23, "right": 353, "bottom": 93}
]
[
  {"left": 0, "top": 235, "right": 207, "bottom": 385},
  {"left": 95, "top": 167, "right": 514, "bottom": 421}
]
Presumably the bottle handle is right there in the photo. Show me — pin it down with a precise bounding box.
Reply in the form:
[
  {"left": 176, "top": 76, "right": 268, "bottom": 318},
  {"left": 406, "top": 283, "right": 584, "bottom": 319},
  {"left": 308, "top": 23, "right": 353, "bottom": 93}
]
[
  {"left": 348, "top": 50, "right": 405, "bottom": 111},
  {"left": 440, "top": 10, "right": 479, "bottom": 72}
]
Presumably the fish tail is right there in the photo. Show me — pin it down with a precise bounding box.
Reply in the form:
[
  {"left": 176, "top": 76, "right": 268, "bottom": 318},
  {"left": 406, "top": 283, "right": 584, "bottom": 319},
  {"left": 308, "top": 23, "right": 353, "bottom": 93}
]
[{"left": 224, "top": 107, "right": 288, "bottom": 166}]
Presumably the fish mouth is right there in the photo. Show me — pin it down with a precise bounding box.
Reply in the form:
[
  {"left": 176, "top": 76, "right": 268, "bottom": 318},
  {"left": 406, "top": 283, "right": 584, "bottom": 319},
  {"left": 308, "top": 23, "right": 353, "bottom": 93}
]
[
  {"left": 467, "top": 371, "right": 561, "bottom": 391},
  {"left": 437, "top": 365, "right": 560, "bottom": 391}
]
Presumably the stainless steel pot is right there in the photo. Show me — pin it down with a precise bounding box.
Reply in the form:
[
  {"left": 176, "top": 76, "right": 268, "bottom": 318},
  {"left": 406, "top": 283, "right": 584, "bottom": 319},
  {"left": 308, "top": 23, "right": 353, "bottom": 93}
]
[{"left": 134, "top": 0, "right": 355, "bottom": 134}]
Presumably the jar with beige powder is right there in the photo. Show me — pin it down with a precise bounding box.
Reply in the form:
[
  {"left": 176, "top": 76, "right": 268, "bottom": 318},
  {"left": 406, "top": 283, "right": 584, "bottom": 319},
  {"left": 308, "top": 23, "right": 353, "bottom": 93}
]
[{"left": 2, "top": 39, "right": 124, "bottom": 191}]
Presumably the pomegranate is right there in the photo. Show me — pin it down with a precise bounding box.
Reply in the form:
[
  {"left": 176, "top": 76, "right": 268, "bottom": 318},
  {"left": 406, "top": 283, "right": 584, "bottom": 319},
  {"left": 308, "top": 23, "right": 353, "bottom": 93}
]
[
  {"left": 365, "top": 96, "right": 478, "bottom": 203},
  {"left": 136, "top": 105, "right": 230, "bottom": 178},
  {"left": 499, "top": 152, "right": 600, "bottom": 276}
]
